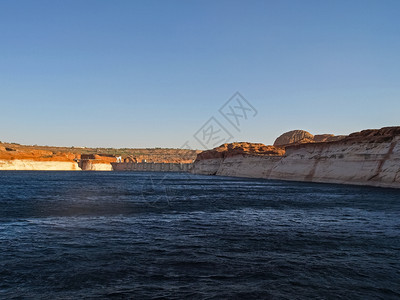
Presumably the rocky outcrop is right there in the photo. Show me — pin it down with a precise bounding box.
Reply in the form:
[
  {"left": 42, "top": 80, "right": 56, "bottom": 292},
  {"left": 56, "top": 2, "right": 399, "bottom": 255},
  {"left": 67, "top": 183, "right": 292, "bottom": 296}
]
[
  {"left": 345, "top": 127, "right": 400, "bottom": 142},
  {"left": 273, "top": 130, "right": 346, "bottom": 146},
  {"left": 192, "top": 127, "right": 400, "bottom": 189},
  {"left": 196, "top": 142, "right": 285, "bottom": 160},
  {"left": 274, "top": 130, "right": 314, "bottom": 146}
]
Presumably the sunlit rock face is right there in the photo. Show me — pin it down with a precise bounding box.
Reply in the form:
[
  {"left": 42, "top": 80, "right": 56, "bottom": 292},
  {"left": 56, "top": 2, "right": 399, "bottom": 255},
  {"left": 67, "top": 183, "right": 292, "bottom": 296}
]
[
  {"left": 196, "top": 142, "right": 285, "bottom": 161},
  {"left": 273, "top": 130, "right": 315, "bottom": 146}
]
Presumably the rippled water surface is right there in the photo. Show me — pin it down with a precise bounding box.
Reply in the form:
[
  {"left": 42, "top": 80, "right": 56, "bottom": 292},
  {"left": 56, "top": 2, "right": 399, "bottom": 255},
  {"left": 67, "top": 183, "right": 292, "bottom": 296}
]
[{"left": 0, "top": 171, "right": 399, "bottom": 299}]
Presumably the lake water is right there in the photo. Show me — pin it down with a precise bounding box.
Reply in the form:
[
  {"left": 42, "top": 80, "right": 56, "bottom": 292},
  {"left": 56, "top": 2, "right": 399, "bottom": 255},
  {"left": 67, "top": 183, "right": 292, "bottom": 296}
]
[{"left": 0, "top": 171, "right": 399, "bottom": 299}]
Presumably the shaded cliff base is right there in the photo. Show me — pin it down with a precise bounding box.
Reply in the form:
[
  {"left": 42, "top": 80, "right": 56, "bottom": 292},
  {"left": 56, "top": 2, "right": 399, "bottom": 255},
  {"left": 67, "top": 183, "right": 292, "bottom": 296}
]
[{"left": 191, "top": 127, "right": 400, "bottom": 189}]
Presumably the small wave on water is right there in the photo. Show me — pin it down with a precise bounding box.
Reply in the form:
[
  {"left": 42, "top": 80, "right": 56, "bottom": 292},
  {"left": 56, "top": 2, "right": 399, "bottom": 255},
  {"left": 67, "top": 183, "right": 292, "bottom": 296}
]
[{"left": 0, "top": 171, "right": 399, "bottom": 299}]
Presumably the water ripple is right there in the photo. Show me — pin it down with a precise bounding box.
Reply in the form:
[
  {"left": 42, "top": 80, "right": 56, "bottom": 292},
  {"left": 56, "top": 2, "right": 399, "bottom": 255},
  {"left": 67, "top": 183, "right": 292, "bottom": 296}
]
[{"left": 0, "top": 171, "right": 399, "bottom": 299}]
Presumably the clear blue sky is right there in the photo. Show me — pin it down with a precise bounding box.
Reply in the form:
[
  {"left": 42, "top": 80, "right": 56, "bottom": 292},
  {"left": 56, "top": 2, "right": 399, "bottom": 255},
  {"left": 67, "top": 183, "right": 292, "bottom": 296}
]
[{"left": 1, "top": 0, "right": 399, "bottom": 148}]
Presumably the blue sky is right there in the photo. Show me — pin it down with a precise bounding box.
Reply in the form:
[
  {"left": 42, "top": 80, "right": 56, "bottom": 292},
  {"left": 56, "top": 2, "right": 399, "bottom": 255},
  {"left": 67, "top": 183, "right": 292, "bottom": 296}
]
[{"left": 1, "top": 0, "right": 399, "bottom": 148}]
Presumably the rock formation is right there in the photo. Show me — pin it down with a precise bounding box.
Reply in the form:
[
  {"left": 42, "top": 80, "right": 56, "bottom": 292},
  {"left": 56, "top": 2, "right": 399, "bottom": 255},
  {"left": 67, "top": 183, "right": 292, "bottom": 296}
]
[
  {"left": 273, "top": 130, "right": 346, "bottom": 146},
  {"left": 273, "top": 130, "right": 315, "bottom": 146},
  {"left": 192, "top": 127, "right": 400, "bottom": 189},
  {"left": 196, "top": 142, "right": 285, "bottom": 161}
]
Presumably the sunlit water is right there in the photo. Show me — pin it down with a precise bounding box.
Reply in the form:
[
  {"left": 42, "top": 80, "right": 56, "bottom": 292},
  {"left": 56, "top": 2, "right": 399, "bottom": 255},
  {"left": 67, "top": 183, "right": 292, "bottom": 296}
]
[{"left": 0, "top": 171, "right": 399, "bottom": 299}]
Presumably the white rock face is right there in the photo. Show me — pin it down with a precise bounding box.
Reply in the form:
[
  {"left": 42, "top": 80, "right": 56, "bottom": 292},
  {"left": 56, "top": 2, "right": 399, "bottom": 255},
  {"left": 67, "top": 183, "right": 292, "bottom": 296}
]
[
  {"left": 0, "top": 160, "right": 81, "bottom": 171},
  {"left": 86, "top": 163, "right": 113, "bottom": 171},
  {"left": 189, "top": 158, "right": 224, "bottom": 175},
  {"left": 191, "top": 137, "right": 400, "bottom": 189}
]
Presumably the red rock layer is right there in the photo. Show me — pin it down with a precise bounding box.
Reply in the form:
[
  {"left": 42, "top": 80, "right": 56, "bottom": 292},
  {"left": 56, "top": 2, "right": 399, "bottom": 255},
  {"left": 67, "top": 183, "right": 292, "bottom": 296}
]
[{"left": 196, "top": 142, "right": 285, "bottom": 161}]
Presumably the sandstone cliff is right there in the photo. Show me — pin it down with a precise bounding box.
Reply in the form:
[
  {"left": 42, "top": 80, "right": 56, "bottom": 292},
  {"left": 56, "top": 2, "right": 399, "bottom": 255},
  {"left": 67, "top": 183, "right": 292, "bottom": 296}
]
[{"left": 192, "top": 127, "right": 400, "bottom": 189}]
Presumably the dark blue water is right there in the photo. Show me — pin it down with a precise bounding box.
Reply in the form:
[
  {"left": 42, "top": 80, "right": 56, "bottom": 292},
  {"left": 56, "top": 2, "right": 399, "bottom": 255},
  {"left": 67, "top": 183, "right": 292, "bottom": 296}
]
[{"left": 0, "top": 171, "right": 399, "bottom": 299}]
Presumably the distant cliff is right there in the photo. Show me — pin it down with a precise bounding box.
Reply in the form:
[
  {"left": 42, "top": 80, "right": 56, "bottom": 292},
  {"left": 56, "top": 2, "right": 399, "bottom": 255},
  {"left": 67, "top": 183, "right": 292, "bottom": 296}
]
[
  {"left": 0, "top": 147, "right": 80, "bottom": 170},
  {"left": 78, "top": 154, "right": 116, "bottom": 171},
  {"left": 0, "top": 143, "right": 198, "bottom": 171},
  {"left": 191, "top": 127, "right": 400, "bottom": 189}
]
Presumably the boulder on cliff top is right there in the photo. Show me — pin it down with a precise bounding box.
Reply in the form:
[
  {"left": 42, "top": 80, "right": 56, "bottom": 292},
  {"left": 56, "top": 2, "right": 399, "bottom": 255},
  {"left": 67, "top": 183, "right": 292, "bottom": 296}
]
[
  {"left": 273, "top": 130, "right": 314, "bottom": 146},
  {"left": 274, "top": 130, "right": 346, "bottom": 146}
]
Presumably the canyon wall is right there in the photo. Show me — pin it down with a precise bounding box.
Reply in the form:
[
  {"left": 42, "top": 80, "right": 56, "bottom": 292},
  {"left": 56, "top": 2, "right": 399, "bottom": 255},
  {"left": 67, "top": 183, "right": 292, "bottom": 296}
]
[{"left": 191, "top": 127, "right": 400, "bottom": 189}]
